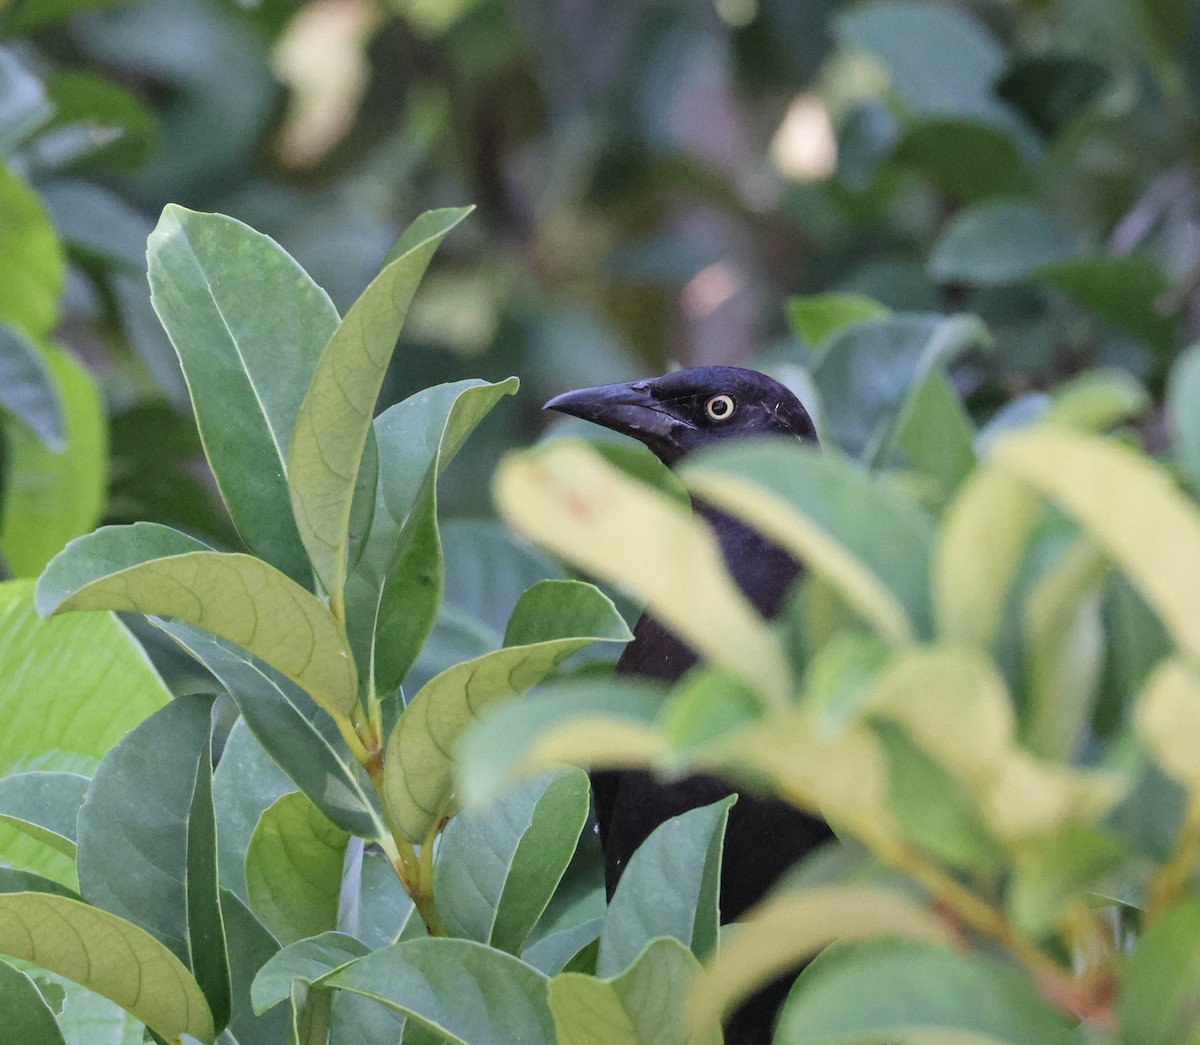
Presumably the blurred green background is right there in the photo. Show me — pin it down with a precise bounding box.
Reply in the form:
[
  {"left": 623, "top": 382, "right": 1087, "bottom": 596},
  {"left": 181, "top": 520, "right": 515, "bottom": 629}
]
[{"left": 1, "top": 0, "right": 1198, "bottom": 573}]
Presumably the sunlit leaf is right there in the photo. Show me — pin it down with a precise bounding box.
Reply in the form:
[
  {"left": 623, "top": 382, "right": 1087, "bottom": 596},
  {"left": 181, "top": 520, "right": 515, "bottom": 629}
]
[
  {"left": 0, "top": 163, "right": 63, "bottom": 338},
  {"left": 1135, "top": 658, "right": 1200, "bottom": 792}
]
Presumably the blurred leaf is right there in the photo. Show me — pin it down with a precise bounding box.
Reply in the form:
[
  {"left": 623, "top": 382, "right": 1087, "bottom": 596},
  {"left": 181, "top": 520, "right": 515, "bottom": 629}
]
[
  {"left": 0, "top": 772, "right": 88, "bottom": 858},
  {"left": 0, "top": 163, "right": 63, "bottom": 338},
  {"left": 43, "top": 70, "right": 158, "bottom": 172},
  {"left": 0, "top": 49, "right": 51, "bottom": 153},
  {"left": 892, "top": 119, "right": 1024, "bottom": 201},
  {"left": 1167, "top": 342, "right": 1200, "bottom": 484},
  {"left": 435, "top": 768, "right": 589, "bottom": 954},
  {"left": 1036, "top": 255, "right": 1176, "bottom": 357},
  {"left": 36, "top": 523, "right": 359, "bottom": 717},
  {"left": 1046, "top": 369, "right": 1150, "bottom": 432},
  {"left": 0, "top": 892, "right": 214, "bottom": 1043},
  {"left": 929, "top": 201, "right": 1076, "bottom": 285},
  {"left": 251, "top": 931, "right": 368, "bottom": 1015},
  {"left": 0, "top": 958, "right": 66, "bottom": 1045},
  {"left": 692, "top": 885, "right": 949, "bottom": 1030},
  {"left": 0, "top": 322, "right": 63, "bottom": 451},
  {"left": 1135, "top": 0, "right": 1191, "bottom": 52},
  {"left": 40, "top": 180, "right": 149, "bottom": 272},
  {"left": 160, "top": 621, "right": 379, "bottom": 837},
  {"left": 0, "top": 343, "right": 106, "bottom": 577},
  {"left": 324, "top": 937, "right": 555, "bottom": 1044},
  {"left": 896, "top": 369, "right": 976, "bottom": 493},
  {"left": 597, "top": 796, "right": 733, "bottom": 977},
  {"left": 76, "top": 695, "right": 229, "bottom": 1030},
  {"left": 785, "top": 293, "right": 889, "bottom": 349},
  {"left": 383, "top": 579, "right": 629, "bottom": 842},
  {"left": 147, "top": 205, "right": 338, "bottom": 585},
  {"left": 1006, "top": 827, "right": 1127, "bottom": 936},
  {"left": 1117, "top": 899, "right": 1200, "bottom": 1045},
  {"left": 288, "top": 207, "right": 471, "bottom": 599},
  {"left": 246, "top": 791, "right": 350, "bottom": 946},
  {"left": 0, "top": 580, "right": 168, "bottom": 882},
  {"left": 774, "top": 938, "right": 1078, "bottom": 1043},
  {"left": 996, "top": 53, "right": 1111, "bottom": 137},
  {"left": 1135, "top": 658, "right": 1200, "bottom": 792},
  {"left": 1, "top": 0, "right": 142, "bottom": 34},
  {"left": 550, "top": 937, "right": 717, "bottom": 1045},
  {"left": 495, "top": 441, "right": 790, "bottom": 705},
  {"left": 682, "top": 441, "right": 937, "bottom": 643}
]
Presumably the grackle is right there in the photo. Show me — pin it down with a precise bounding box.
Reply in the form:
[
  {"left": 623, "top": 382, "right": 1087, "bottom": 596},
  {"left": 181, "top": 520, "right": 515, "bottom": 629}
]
[{"left": 545, "top": 366, "right": 832, "bottom": 1044}]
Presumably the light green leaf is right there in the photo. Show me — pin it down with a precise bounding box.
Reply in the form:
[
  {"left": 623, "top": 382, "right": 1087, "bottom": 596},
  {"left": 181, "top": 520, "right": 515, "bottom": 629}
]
[
  {"left": 0, "top": 892, "right": 214, "bottom": 1044},
  {"left": 929, "top": 201, "right": 1076, "bottom": 285},
  {"left": 0, "top": 957, "right": 67, "bottom": 1045},
  {"left": 896, "top": 369, "right": 976, "bottom": 493},
  {"left": 147, "top": 205, "right": 338, "bottom": 584},
  {"left": 1045, "top": 368, "right": 1150, "bottom": 433},
  {"left": 786, "top": 293, "right": 889, "bottom": 349},
  {"left": 494, "top": 441, "right": 790, "bottom": 706},
  {"left": 549, "top": 937, "right": 718, "bottom": 1045},
  {"left": 692, "top": 885, "right": 950, "bottom": 1030},
  {"left": 993, "top": 427, "right": 1200, "bottom": 664},
  {"left": 1006, "top": 827, "right": 1127, "bottom": 936},
  {"left": 682, "top": 440, "right": 936, "bottom": 643},
  {"left": 1168, "top": 342, "right": 1200, "bottom": 485},
  {"left": 0, "top": 163, "right": 63, "bottom": 338},
  {"left": 1, "top": 342, "right": 106, "bottom": 578},
  {"left": 383, "top": 580, "right": 630, "bottom": 842},
  {"left": 1117, "top": 900, "right": 1200, "bottom": 1045},
  {"left": 435, "top": 768, "right": 590, "bottom": 954},
  {"left": 1135, "top": 658, "right": 1200, "bottom": 792},
  {"left": 324, "top": 937, "right": 554, "bottom": 1045},
  {"left": 598, "top": 797, "right": 733, "bottom": 977},
  {"left": 36, "top": 523, "right": 358, "bottom": 716},
  {"left": 0, "top": 772, "right": 88, "bottom": 857},
  {"left": 251, "top": 931, "right": 369, "bottom": 1015},
  {"left": 245, "top": 792, "right": 350, "bottom": 946},
  {"left": 0, "top": 323, "right": 63, "bottom": 451},
  {"left": 774, "top": 938, "right": 1078, "bottom": 1044},
  {"left": 75, "top": 696, "right": 229, "bottom": 1030},
  {"left": 288, "top": 208, "right": 472, "bottom": 599}
]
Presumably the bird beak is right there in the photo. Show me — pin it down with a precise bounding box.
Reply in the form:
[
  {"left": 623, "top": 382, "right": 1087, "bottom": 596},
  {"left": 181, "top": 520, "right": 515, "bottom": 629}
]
[{"left": 543, "top": 381, "right": 691, "bottom": 447}]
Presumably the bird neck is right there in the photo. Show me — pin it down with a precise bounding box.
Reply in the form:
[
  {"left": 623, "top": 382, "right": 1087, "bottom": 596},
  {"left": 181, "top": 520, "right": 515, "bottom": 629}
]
[{"left": 693, "top": 498, "right": 800, "bottom": 618}]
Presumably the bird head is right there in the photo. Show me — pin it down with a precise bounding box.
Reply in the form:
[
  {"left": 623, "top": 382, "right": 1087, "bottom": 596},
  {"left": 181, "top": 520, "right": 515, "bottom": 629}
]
[{"left": 543, "top": 366, "right": 817, "bottom": 466}]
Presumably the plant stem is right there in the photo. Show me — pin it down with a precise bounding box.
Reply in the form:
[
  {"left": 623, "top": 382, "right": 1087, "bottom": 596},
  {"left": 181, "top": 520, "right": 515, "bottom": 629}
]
[{"left": 1146, "top": 789, "right": 1200, "bottom": 923}]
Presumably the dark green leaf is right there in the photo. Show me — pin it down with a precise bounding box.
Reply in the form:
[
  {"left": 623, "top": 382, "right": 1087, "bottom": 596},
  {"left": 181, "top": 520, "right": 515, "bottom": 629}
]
[
  {"left": 43, "top": 70, "right": 158, "bottom": 172},
  {"left": 0, "top": 772, "right": 88, "bottom": 857},
  {"left": 893, "top": 119, "right": 1024, "bottom": 201},
  {"left": 1117, "top": 900, "right": 1200, "bottom": 1045},
  {"left": 222, "top": 888, "right": 290, "bottom": 1045},
  {"left": 930, "top": 202, "right": 1076, "bottom": 285},
  {"left": 252, "top": 931, "right": 369, "bottom": 1015},
  {"left": 0, "top": 958, "right": 67, "bottom": 1045}
]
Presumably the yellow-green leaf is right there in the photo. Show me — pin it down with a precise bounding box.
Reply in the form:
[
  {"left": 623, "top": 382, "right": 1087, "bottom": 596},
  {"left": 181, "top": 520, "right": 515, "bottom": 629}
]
[{"left": 1135, "top": 658, "right": 1200, "bottom": 792}]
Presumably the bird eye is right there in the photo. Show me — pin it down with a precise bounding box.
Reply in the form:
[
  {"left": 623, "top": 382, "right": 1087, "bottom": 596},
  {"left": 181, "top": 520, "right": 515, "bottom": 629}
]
[{"left": 705, "top": 394, "right": 735, "bottom": 421}]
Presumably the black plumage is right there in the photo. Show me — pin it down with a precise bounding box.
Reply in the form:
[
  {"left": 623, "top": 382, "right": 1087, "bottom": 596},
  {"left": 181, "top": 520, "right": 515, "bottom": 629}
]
[{"left": 545, "top": 366, "right": 832, "bottom": 1043}]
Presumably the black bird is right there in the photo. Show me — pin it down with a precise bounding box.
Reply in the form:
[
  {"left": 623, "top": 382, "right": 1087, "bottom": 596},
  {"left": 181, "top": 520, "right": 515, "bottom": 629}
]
[{"left": 545, "top": 366, "right": 832, "bottom": 1044}]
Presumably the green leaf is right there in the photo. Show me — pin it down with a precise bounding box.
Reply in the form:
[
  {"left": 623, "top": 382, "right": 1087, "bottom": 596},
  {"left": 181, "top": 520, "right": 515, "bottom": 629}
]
[
  {"left": 44, "top": 70, "right": 158, "bottom": 173},
  {"left": 36, "top": 523, "right": 358, "bottom": 716},
  {"left": 0, "top": 163, "right": 63, "bottom": 338},
  {"left": 786, "top": 293, "right": 889, "bottom": 349},
  {"left": 147, "top": 205, "right": 339, "bottom": 584},
  {"left": 1007, "top": 827, "right": 1127, "bottom": 936},
  {"left": 245, "top": 792, "right": 351, "bottom": 946},
  {"left": 597, "top": 796, "right": 733, "bottom": 977},
  {"left": 162, "top": 621, "right": 379, "bottom": 837},
  {"left": 0, "top": 892, "right": 214, "bottom": 1044},
  {"left": 1, "top": 0, "right": 141, "bottom": 33},
  {"left": 288, "top": 208, "right": 472, "bottom": 598},
  {"left": 896, "top": 369, "right": 976, "bottom": 493},
  {"left": 76, "top": 696, "right": 229, "bottom": 1031},
  {"left": 1135, "top": 658, "right": 1200, "bottom": 792},
  {"left": 324, "top": 937, "right": 555, "bottom": 1045},
  {"left": 0, "top": 772, "right": 88, "bottom": 857},
  {"left": 251, "top": 931, "right": 369, "bottom": 1015},
  {"left": 0, "top": 323, "right": 63, "bottom": 451},
  {"left": 0, "top": 49, "right": 51, "bottom": 152},
  {"left": 549, "top": 937, "right": 718, "bottom": 1045},
  {"left": 996, "top": 53, "right": 1110, "bottom": 136},
  {"left": 383, "top": 580, "right": 630, "bottom": 842},
  {"left": 1168, "top": 342, "right": 1200, "bottom": 484},
  {"left": 1117, "top": 900, "right": 1200, "bottom": 1045},
  {"left": 693, "top": 885, "right": 949, "bottom": 1030},
  {"left": 220, "top": 889, "right": 290, "bottom": 1044},
  {"left": 494, "top": 441, "right": 790, "bottom": 705},
  {"left": 1045, "top": 368, "right": 1151, "bottom": 432},
  {"left": 1, "top": 342, "right": 106, "bottom": 577},
  {"left": 930, "top": 201, "right": 1076, "bottom": 286},
  {"left": 358, "top": 377, "right": 520, "bottom": 695},
  {"left": 435, "top": 768, "right": 590, "bottom": 954},
  {"left": 893, "top": 119, "right": 1023, "bottom": 201},
  {"left": 993, "top": 427, "right": 1200, "bottom": 665},
  {"left": 0, "top": 580, "right": 169, "bottom": 882},
  {"left": 0, "top": 869, "right": 78, "bottom": 900},
  {"left": 775, "top": 938, "right": 1078, "bottom": 1044},
  {"left": 682, "top": 441, "right": 936, "bottom": 643},
  {"left": 0, "top": 958, "right": 67, "bottom": 1044}
]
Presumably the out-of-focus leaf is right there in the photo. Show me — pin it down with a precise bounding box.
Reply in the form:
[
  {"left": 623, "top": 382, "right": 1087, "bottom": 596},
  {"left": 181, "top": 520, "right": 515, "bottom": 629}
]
[
  {"left": 1, "top": 0, "right": 141, "bottom": 34},
  {"left": 76, "top": 696, "right": 229, "bottom": 1030},
  {"left": 494, "top": 441, "right": 790, "bottom": 705},
  {"left": 774, "top": 938, "right": 1078, "bottom": 1043},
  {"left": 36, "top": 523, "right": 359, "bottom": 716},
  {"left": 43, "top": 70, "right": 158, "bottom": 172},
  {"left": 1167, "top": 342, "right": 1200, "bottom": 484},
  {"left": 40, "top": 180, "right": 149, "bottom": 272},
  {"left": 0, "top": 343, "right": 106, "bottom": 577},
  {"left": 1045, "top": 369, "right": 1150, "bottom": 432},
  {"left": 0, "top": 163, "right": 63, "bottom": 337},
  {"left": 0, "top": 49, "right": 51, "bottom": 152},
  {"left": 0, "top": 892, "right": 214, "bottom": 1043},
  {"left": 0, "top": 958, "right": 66, "bottom": 1044},
  {"left": 896, "top": 369, "right": 976, "bottom": 492},
  {"left": 692, "top": 885, "right": 949, "bottom": 1030},
  {"left": 245, "top": 791, "right": 350, "bottom": 946},
  {"left": 1117, "top": 900, "right": 1200, "bottom": 1045},
  {"left": 1006, "top": 827, "right": 1127, "bottom": 936},
  {"left": 550, "top": 937, "right": 717, "bottom": 1045},
  {"left": 0, "top": 323, "right": 63, "bottom": 451},
  {"left": 288, "top": 207, "right": 472, "bottom": 599},
  {"left": 892, "top": 119, "right": 1023, "bottom": 201},
  {"left": 996, "top": 53, "right": 1111, "bottom": 137},
  {"left": 682, "top": 440, "right": 937, "bottom": 642},
  {"left": 597, "top": 797, "right": 733, "bottom": 977},
  {"left": 1135, "top": 658, "right": 1200, "bottom": 792},
  {"left": 0, "top": 772, "right": 88, "bottom": 858},
  {"left": 435, "top": 768, "right": 589, "bottom": 955},
  {"left": 929, "top": 201, "right": 1075, "bottom": 285},
  {"left": 383, "top": 580, "right": 630, "bottom": 842},
  {"left": 147, "top": 205, "right": 338, "bottom": 585},
  {"left": 786, "top": 293, "right": 889, "bottom": 349}
]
